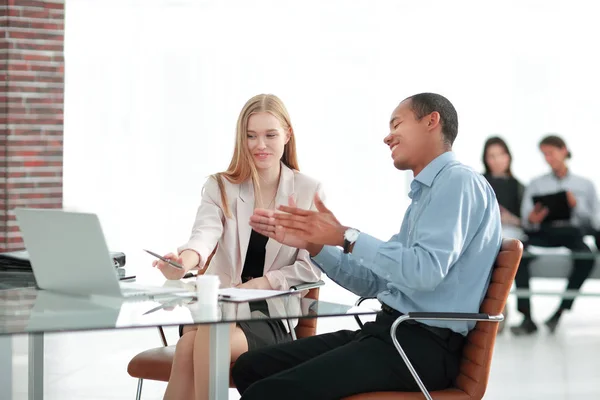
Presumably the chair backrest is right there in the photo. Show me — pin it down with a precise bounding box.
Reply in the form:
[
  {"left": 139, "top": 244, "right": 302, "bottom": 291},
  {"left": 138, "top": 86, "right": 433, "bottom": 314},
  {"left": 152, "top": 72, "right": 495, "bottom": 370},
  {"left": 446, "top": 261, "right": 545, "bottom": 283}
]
[
  {"left": 454, "top": 238, "right": 523, "bottom": 399},
  {"left": 295, "top": 287, "right": 320, "bottom": 339},
  {"left": 204, "top": 245, "right": 217, "bottom": 269}
]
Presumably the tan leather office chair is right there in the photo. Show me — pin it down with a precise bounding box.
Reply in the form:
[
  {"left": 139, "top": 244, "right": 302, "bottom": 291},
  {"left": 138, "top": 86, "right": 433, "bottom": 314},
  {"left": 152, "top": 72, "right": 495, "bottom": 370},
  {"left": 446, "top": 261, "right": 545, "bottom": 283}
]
[
  {"left": 127, "top": 283, "right": 323, "bottom": 399},
  {"left": 346, "top": 238, "right": 523, "bottom": 400}
]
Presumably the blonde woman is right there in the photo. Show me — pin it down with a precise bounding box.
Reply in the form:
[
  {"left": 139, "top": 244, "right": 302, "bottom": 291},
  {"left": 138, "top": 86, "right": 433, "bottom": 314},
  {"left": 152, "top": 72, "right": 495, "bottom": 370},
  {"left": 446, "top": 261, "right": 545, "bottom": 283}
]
[{"left": 153, "top": 94, "right": 323, "bottom": 400}]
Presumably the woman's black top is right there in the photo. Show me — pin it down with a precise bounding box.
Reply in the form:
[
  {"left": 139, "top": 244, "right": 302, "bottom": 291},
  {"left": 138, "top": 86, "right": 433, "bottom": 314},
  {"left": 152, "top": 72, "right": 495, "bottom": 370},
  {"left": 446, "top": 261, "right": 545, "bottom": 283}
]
[
  {"left": 484, "top": 173, "right": 525, "bottom": 218},
  {"left": 241, "top": 229, "right": 269, "bottom": 283},
  {"left": 241, "top": 229, "right": 271, "bottom": 314}
]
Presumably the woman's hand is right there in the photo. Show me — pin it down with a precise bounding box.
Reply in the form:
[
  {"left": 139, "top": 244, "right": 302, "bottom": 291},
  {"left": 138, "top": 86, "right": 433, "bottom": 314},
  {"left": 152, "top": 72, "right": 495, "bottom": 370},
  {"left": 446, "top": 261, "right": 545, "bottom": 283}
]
[
  {"left": 566, "top": 191, "right": 577, "bottom": 208},
  {"left": 152, "top": 252, "right": 188, "bottom": 280},
  {"left": 528, "top": 203, "right": 549, "bottom": 224}
]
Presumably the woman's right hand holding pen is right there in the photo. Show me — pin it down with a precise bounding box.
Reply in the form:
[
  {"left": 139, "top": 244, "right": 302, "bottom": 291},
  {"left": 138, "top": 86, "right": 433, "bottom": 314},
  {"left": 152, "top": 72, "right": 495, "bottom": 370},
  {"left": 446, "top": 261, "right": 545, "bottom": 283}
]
[{"left": 153, "top": 250, "right": 200, "bottom": 280}]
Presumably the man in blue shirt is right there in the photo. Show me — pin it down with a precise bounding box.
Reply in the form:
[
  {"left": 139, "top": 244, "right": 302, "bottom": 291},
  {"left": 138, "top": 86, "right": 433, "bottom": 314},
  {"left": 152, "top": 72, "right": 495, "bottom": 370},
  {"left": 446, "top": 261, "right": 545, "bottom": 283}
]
[
  {"left": 232, "top": 93, "right": 503, "bottom": 399},
  {"left": 512, "top": 135, "right": 600, "bottom": 335}
]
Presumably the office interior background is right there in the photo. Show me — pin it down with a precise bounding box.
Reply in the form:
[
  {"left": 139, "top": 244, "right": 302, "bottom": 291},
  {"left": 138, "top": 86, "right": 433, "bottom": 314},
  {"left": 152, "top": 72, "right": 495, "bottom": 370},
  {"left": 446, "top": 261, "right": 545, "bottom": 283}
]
[{"left": 3, "top": 0, "right": 600, "bottom": 398}]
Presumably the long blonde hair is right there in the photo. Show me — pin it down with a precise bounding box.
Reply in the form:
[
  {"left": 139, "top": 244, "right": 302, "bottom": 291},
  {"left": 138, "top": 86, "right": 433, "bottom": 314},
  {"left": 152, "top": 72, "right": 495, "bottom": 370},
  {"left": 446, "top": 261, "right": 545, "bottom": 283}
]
[{"left": 212, "top": 94, "right": 300, "bottom": 218}]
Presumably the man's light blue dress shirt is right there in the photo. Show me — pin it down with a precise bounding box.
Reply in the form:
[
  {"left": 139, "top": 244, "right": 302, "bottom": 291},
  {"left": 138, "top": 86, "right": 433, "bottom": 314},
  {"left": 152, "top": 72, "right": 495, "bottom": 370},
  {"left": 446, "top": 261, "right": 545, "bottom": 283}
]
[{"left": 311, "top": 151, "right": 502, "bottom": 335}]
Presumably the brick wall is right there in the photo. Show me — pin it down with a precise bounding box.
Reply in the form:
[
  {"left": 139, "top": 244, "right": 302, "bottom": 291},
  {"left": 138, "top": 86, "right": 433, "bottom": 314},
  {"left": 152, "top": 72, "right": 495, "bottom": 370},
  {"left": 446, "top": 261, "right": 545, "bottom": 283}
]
[{"left": 0, "top": 0, "right": 65, "bottom": 252}]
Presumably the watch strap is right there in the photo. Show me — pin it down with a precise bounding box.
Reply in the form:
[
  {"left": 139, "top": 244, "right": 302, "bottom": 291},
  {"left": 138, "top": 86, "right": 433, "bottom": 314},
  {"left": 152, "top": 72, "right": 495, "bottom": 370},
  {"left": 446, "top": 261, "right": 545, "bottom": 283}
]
[{"left": 343, "top": 229, "right": 359, "bottom": 254}]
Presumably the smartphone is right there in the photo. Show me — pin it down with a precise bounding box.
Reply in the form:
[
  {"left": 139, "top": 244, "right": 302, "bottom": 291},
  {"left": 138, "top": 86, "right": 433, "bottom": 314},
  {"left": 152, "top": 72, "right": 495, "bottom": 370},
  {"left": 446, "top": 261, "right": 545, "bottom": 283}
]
[{"left": 144, "top": 249, "right": 184, "bottom": 270}]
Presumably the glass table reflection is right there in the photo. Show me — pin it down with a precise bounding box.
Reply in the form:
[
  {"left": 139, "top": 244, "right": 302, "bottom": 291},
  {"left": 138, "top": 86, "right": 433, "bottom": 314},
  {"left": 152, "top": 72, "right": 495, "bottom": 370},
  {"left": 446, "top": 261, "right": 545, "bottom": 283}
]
[{"left": 0, "top": 286, "right": 377, "bottom": 400}]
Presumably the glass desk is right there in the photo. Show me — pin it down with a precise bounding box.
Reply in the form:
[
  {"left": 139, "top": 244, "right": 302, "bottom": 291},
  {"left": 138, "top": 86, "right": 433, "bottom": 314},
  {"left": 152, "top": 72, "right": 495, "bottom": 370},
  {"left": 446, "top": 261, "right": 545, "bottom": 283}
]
[{"left": 0, "top": 286, "right": 377, "bottom": 400}]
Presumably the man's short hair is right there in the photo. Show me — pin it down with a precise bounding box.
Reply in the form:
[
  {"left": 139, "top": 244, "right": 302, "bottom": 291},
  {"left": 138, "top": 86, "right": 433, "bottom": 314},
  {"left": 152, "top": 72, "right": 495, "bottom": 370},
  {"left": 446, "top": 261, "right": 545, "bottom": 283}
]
[
  {"left": 405, "top": 93, "right": 459, "bottom": 146},
  {"left": 539, "top": 134, "right": 571, "bottom": 159}
]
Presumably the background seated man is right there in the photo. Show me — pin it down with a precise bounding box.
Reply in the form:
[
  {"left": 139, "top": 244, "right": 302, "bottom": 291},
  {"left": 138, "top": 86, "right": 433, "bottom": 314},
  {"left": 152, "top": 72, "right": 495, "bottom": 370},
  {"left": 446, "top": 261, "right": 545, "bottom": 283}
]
[{"left": 512, "top": 135, "right": 600, "bottom": 336}]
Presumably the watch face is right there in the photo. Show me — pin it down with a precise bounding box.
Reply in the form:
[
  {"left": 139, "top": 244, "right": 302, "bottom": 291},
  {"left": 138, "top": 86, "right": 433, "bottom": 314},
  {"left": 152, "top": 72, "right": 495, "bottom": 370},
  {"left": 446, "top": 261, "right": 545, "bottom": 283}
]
[{"left": 345, "top": 229, "right": 360, "bottom": 242}]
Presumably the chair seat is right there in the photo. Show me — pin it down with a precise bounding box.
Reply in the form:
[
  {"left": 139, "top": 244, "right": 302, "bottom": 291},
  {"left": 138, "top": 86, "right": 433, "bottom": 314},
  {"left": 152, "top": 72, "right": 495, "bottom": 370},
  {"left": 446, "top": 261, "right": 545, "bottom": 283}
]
[
  {"left": 127, "top": 345, "right": 237, "bottom": 387},
  {"left": 344, "top": 388, "right": 470, "bottom": 399},
  {"left": 127, "top": 346, "right": 176, "bottom": 382}
]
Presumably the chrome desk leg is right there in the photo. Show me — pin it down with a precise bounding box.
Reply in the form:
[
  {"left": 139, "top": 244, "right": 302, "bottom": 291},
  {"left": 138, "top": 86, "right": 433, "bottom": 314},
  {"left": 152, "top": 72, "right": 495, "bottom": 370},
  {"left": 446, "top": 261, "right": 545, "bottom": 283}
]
[
  {"left": 208, "top": 324, "right": 230, "bottom": 400},
  {"left": 29, "top": 333, "right": 44, "bottom": 400},
  {"left": 0, "top": 336, "right": 12, "bottom": 399}
]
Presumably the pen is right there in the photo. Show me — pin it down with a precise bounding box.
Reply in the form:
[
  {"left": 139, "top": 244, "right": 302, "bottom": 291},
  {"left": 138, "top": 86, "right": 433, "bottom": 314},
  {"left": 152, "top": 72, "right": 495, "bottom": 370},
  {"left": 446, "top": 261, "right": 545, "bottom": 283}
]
[
  {"left": 120, "top": 275, "right": 136, "bottom": 281},
  {"left": 144, "top": 249, "right": 185, "bottom": 270}
]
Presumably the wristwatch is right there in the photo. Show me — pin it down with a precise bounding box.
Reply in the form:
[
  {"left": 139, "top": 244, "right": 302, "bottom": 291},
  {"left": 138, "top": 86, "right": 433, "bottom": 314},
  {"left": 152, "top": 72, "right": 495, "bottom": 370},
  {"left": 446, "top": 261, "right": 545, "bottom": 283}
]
[{"left": 343, "top": 228, "right": 360, "bottom": 254}]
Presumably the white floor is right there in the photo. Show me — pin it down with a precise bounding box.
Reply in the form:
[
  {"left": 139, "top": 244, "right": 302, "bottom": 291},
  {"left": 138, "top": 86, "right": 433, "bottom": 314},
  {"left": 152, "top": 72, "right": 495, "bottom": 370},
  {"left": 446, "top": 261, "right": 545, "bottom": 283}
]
[{"left": 8, "top": 277, "right": 600, "bottom": 400}]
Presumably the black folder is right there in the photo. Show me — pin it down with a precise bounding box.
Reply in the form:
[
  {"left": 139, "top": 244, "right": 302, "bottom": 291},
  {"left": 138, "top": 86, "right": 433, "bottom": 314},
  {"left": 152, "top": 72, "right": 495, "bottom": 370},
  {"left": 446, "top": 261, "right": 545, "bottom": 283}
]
[{"left": 532, "top": 190, "right": 571, "bottom": 222}]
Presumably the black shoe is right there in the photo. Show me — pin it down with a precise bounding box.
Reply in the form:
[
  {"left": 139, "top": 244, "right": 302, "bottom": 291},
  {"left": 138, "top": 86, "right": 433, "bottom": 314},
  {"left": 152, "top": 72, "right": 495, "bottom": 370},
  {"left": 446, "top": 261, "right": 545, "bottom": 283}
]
[
  {"left": 510, "top": 318, "right": 538, "bottom": 336},
  {"left": 544, "top": 314, "right": 562, "bottom": 334}
]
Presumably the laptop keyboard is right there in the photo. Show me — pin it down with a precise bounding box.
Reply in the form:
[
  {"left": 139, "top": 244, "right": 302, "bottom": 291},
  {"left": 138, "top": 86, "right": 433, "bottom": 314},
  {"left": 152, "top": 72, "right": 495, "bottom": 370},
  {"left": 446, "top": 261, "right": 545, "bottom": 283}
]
[{"left": 0, "top": 271, "right": 37, "bottom": 290}]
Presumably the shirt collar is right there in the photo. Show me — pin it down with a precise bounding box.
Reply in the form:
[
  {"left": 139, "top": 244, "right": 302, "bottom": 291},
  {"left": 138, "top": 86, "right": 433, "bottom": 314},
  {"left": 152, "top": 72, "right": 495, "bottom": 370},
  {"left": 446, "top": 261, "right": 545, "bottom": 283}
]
[
  {"left": 414, "top": 151, "right": 456, "bottom": 188},
  {"left": 551, "top": 168, "right": 570, "bottom": 180}
]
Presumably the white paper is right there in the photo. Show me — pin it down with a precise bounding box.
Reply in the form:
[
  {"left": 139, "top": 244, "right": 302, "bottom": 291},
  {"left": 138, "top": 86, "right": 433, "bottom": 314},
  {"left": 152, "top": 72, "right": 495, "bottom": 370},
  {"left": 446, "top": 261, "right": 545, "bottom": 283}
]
[{"left": 218, "top": 288, "right": 291, "bottom": 302}]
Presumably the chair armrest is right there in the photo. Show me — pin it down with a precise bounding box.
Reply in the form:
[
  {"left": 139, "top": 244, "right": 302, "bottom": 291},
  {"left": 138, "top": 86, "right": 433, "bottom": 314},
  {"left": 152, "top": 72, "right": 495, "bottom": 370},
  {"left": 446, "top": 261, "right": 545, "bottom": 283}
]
[
  {"left": 289, "top": 280, "right": 325, "bottom": 291},
  {"left": 353, "top": 297, "right": 378, "bottom": 328},
  {"left": 354, "top": 296, "right": 377, "bottom": 307},
  {"left": 406, "top": 312, "right": 504, "bottom": 322}
]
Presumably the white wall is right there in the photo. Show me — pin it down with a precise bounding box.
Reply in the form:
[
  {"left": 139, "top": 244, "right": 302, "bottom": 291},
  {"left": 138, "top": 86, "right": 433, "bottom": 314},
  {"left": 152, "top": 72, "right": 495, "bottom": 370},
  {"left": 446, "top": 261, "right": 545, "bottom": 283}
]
[{"left": 63, "top": 0, "right": 600, "bottom": 277}]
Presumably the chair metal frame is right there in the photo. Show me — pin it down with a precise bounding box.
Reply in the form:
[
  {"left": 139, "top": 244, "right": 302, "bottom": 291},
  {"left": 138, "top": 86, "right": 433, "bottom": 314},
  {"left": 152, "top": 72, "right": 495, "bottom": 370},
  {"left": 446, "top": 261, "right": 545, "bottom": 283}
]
[{"left": 354, "top": 296, "right": 504, "bottom": 400}]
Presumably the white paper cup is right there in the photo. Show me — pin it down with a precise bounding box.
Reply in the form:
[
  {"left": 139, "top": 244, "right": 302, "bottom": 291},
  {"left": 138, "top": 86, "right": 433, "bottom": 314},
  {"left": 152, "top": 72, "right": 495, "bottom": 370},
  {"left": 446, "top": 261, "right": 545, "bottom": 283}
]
[{"left": 196, "top": 274, "right": 220, "bottom": 305}]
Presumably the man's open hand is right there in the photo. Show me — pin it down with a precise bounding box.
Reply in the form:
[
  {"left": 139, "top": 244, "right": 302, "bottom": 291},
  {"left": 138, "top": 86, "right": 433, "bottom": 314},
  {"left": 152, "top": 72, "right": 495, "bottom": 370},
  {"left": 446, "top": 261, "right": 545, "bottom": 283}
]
[
  {"left": 250, "top": 197, "right": 310, "bottom": 250},
  {"left": 273, "top": 193, "right": 346, "bottom": 247}
]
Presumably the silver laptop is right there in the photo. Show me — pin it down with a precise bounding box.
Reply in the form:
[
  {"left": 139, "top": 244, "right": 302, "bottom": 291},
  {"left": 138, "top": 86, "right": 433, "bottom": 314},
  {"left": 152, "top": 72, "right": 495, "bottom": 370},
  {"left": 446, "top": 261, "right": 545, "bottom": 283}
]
[{"left": 14, "top": 208, "right": 188, "bottom": 299}]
